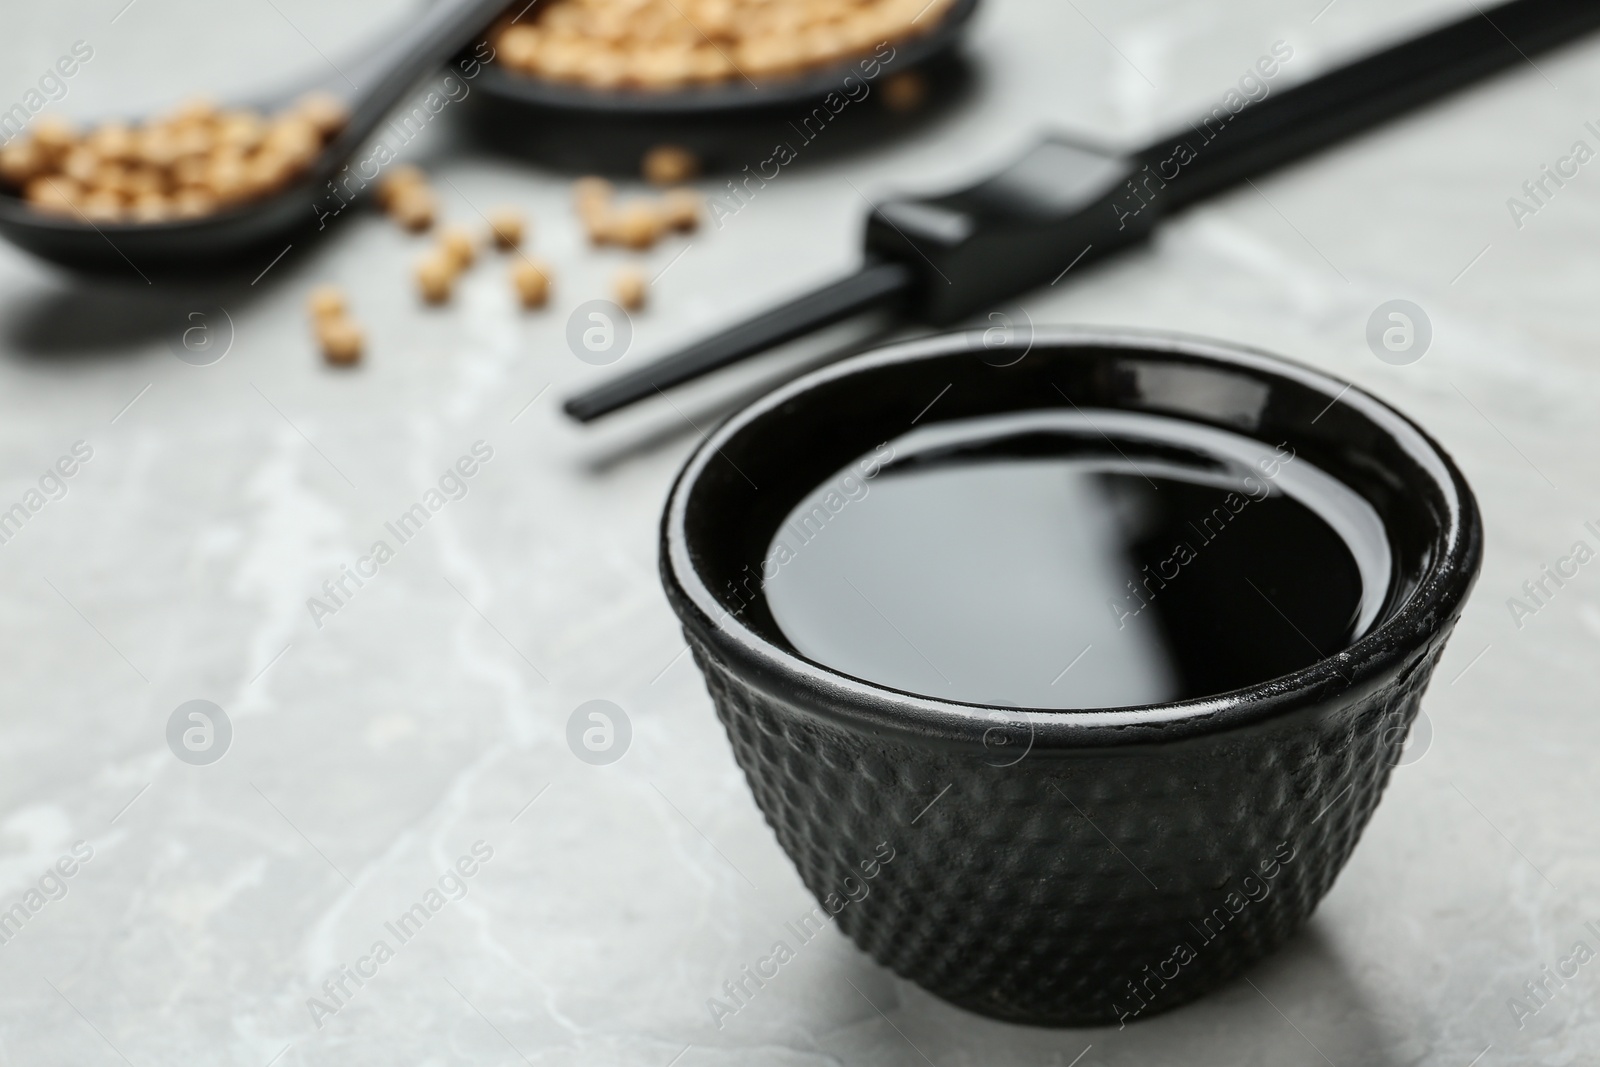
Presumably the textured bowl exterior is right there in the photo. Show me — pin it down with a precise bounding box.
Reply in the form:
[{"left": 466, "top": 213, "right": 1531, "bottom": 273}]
[
  {"left": 662, "top": 328, "right": 1482, "bottom": 1027},
  {"left": 685, "top": 626, "right": 1448, "bottom": 1026}
]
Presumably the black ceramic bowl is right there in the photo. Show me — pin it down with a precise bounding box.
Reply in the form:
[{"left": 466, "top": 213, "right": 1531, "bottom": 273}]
[{"left": 660, "top": 327, "right": 1482, "bottom": 1027}]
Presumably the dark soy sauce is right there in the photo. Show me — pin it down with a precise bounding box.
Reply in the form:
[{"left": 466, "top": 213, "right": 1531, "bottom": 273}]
[{"left": 761, "top": 411, "right": 1392, "bottom": 710}]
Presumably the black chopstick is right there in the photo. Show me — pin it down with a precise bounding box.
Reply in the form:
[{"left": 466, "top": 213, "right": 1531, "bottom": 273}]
[{"left": 566, "top": 0, "right": 1600, "bottom": 422}]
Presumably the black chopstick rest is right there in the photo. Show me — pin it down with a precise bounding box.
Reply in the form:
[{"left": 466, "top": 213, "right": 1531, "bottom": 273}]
[{"left": 865, "top": 138, "right": 1148, "bottom": 325}]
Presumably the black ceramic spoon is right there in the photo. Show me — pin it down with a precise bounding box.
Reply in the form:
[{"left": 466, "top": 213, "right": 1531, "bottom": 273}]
[{"left": 0, "top": 0, "right": 511, "bottom": 278}]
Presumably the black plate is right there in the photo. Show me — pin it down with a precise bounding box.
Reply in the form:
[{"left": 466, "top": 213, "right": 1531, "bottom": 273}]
[{"left": 471, "top": 0, "right": 980, "bottom": 116}]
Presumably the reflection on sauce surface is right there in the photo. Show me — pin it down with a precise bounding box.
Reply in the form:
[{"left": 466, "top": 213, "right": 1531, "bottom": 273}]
[{"left": 763, "top": 411, "right": 1391, "bottom": 710}]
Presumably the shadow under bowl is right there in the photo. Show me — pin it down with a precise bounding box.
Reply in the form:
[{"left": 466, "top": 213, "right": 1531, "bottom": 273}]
[{"left": 659, "top": 327, "right": 1482, "bottom": 1026}]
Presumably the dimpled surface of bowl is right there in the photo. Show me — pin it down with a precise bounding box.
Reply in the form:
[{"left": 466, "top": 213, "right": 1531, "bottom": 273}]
[
  {"left": 689, "top": 635, "right": 1440, "bottom": 1025},
  {"left": 662, "top": 328, "right": 1481, "bottom": 1026}
]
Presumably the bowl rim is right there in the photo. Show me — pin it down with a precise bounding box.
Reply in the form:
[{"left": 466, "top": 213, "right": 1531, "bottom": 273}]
[{"left": 661, "top": 326, "right": 1483, "bottom": 749}]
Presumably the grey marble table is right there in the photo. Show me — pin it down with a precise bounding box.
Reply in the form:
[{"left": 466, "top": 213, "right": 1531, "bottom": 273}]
[{"left": 2, "top": 0, "right": 1598, "bottom": 1063}]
